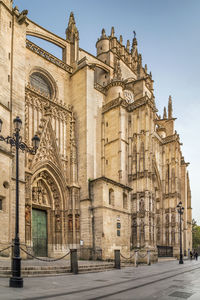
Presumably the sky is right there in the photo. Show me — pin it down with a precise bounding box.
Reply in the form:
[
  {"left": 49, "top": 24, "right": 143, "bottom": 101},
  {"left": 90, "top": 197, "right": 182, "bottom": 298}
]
[{"left": 13, "top": 0, "right": 200, "bottom": 223}]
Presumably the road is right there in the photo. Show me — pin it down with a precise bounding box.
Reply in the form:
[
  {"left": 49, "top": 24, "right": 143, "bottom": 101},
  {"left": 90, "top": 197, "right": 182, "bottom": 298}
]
[{"left": 0, "top": 259, "right": 200, "bottom": 299}]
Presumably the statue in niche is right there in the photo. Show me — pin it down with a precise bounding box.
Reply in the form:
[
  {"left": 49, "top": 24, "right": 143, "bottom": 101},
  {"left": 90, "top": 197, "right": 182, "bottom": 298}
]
[
  {"left": 32, "top": 187, "right": 37, "bottom": 202},
  {"left": 171, "top": 214, "right": 176, "bottom": 226},
  {"left": 157, "top": 227, "right": 160, "bottom": 241},
  {"left": 131, "top": 218, "right": 137, "bottom": 247},
  {"left": 25, "top": 205, "right": 31, "bottom": 224},
  {"left": 140, "top": 220, "right": 145, "bottom": 246},
  {"left": 75, "top": 215, "right": 80, "bottom": 231},
  {"left": 38, "top": 189, "right": 43, "bottom": 205},
  {"left": 139, "top": 198, "right": 145, "bottom": 211},
  {"left": 55, "top": 214, "right": 61, "bottom": 231},
  {"left": 41, "top": 187, "right": 48, "bottom": 205},
  {"left": 68, "top": 215, "right": 73, "bottom": 231},
  {"left": 166, "top": 214, "right": 169, "bottom": 226},
  {"left": 166, "top": 230, "right": 169, "bottom": 245},
  {"left": 171, "top": 230, "right": 175, "bottom": 245}
]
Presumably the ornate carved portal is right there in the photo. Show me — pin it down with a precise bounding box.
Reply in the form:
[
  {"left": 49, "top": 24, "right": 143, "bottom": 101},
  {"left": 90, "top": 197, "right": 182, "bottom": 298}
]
[
  {"left": 24, "top": 82, "right": 79, "bottom": 257},
  {"left": 25, "top": 169, "right": 79, "bottom": 257}
]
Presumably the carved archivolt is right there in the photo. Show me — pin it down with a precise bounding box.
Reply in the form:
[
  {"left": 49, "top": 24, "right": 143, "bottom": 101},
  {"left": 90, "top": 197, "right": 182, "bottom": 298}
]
[{"left": 32, "top": 170, "right": 63, "bottom": 210}]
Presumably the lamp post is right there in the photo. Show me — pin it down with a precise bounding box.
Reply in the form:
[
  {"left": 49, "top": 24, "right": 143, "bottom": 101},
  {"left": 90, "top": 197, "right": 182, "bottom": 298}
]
[
  {"left": 0, "top": 116, "right": 40, "bottom": 288},
  {"left": 176, "top": 201, "right": 184, "bottom": 264}
]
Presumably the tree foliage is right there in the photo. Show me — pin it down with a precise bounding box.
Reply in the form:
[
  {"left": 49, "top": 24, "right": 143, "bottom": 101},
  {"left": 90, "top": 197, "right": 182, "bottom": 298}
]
[{"left": 192, "top": 219, "right": 200, "bottom": 249}]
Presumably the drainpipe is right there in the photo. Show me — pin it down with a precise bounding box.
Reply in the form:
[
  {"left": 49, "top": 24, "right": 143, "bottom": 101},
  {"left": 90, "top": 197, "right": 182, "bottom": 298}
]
[{"left": 88, "top": 179, "right": 95, "bottom": 257}]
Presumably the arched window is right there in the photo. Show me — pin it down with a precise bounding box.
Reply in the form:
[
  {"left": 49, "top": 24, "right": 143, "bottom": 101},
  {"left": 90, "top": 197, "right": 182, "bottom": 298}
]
[
  {"left": 30, "top": 72, "right": 52, "bottom": 98},
  {"left": 132, "top": 144, "right": 137, "bottom": 174},
  {"left": 123, "top": 193, "right": 128, "bottom": 209},
  {"left": 109, "top": 189, "right": 114, "bottom": 206},
  {"left": 139, "top": 142, "right": 145, "bottom": 171}
]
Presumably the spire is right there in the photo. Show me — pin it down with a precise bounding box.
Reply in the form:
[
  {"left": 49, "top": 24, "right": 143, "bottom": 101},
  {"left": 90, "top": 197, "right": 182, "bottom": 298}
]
[
  {"left": 113, "top": 59, "right": 122, "bottom": 81},
  {"left": 66, "top": 12, "right": 79, "bottom": 42},
  {"left": 163, "top": 107, "right": 167, "bottom": 119},
  {"left": 126, "top": 40, "right": 130, "bottom": 52},
  {"left": 101, "top": 28, "right": 107, "bottom": 39},
  {"left": 145, "top": 64, "right": 147, "bottom": 73},
  {"left": 168, "top": 95, "right": 173, "bottom": 119},
  {"left": 119, "top": 35, "right": 123, "bottom": 44},
  {"left": 111, "top": 26, "right": 115, "bottom": 37}
]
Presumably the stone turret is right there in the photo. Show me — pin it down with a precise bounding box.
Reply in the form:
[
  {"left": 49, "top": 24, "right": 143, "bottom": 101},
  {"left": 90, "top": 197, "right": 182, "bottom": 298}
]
[
  {"left": 106, "top": 58, "right": 124, "bottom": 102},
  {"left": 96, "top": 28, "right": 109, "bottom": 56}
]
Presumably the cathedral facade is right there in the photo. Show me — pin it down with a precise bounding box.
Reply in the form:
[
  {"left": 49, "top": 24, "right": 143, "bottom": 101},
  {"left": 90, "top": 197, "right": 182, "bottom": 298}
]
[{"left": 0, "top": 0, "right": 192, "bottom": 260}]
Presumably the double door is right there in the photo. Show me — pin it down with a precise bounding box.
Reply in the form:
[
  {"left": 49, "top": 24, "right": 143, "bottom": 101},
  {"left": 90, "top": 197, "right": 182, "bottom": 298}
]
[{"left": 32, "top": 209, "right": 47, "bottom": 257}]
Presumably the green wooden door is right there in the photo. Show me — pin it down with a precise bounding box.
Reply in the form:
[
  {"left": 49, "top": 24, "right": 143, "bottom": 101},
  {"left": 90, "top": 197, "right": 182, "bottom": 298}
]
[{"left": 32, "top": 209, "right": 47, "bottom": 257}]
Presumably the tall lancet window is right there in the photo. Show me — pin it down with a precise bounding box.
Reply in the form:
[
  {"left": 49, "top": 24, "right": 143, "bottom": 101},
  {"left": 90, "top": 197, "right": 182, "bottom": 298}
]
[
  {"left": 132, "top": 144, "right": 137, "bottom": 174},
  {"left": 139, "top": 142, "right": 145, "bottom": 172}
]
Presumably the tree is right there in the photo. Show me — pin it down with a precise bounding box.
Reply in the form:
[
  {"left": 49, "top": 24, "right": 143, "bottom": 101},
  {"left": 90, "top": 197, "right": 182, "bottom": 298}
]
[{"left": 192, "top": 219, "right": 200, "bottom": 250}]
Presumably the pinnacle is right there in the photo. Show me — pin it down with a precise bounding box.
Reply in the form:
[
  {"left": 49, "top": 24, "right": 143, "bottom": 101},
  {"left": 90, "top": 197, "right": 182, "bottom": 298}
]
[
  {"left": 168, "top": 95, "right": 173, "bottom": 119},
  {"left": 163, "top": 106, "right": 167, "bottom": 119},
  {"left": 126, "top": 40, "right": 130, "bottom": 52},
  {"left": 111, "top": 26, "right": 115, "bottom": 37},
  {"left": 101, "top": 28, "right": 107, "bottom": 38}
]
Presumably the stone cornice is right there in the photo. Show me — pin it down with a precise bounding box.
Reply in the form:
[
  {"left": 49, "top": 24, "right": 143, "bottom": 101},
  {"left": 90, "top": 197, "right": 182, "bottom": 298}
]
[
  {"left": 162, "top": 134, "right": 179, "bottom": 145},
  {"left": 164, "top": 192, "right": 181, "bottom": 199},
  {"left": 90, "top": 176, "right": 132, "bottom": 191},
  {"left": 127, "top": 96, "right": 157, "bottom": 112},
  {"left": 102, "top": 97, "right": 128, "bottom": 114},
  {"left": 104, "top": 80, "right": 125, "bottom": 91},
  {"left": 94, "top": 83, "right": 106, "bottom": 95},
  {"left": 92, "top": 205, "right": 131, "bottom": 215},
  {"left": 102, "top": 95, "right": 157, "bottom": 114}
]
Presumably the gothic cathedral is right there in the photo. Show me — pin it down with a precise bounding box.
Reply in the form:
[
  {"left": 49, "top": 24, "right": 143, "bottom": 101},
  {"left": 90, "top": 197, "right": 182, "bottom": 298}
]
[{"left": 0, "top": 0, "right": 192, "bottom": 260}]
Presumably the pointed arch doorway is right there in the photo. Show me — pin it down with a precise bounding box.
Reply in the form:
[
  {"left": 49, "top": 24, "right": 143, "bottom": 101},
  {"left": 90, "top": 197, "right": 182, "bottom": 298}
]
[{"left": 31, "top": 168, "right": 67, "bottom": 257}]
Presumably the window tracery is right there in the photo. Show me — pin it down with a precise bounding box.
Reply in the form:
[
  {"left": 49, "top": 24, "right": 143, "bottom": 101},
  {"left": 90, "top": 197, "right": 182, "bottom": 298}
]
[{"left": 30, "top": 72, "right": 52, "bottom": 98}]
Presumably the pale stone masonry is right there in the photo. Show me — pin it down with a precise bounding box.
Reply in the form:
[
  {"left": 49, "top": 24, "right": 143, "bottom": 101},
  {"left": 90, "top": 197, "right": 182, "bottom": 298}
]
[{"left": 0, "top": 0, "right": 192, "bottom": 260}]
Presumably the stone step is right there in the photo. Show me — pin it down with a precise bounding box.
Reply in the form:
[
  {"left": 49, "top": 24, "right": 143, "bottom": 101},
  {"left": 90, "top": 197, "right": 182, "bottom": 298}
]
[{"left": 0, "top": 263, "right": 115, "bottom": 277}]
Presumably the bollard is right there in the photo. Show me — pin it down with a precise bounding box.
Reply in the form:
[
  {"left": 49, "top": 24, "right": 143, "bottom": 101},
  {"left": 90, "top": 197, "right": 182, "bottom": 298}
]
[
  {"left": 147, "top": 250, "right": 151, "bottom": 266},
  {"left": 70, "top": 249, "right": 78, "bottom": 274},
  {"left": 114, "top": 250, "right": 120, "bottom": 269},
  {"left": 134, "top": 250, "right": 138, "bottom": 267},
  {"left": 188, "top": 248, "right": 190, "bottom": 260}
]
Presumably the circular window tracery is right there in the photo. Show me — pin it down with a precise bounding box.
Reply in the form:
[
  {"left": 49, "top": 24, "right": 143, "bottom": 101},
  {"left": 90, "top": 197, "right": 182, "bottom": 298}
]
[{"left": 30, "top": 72, "right": 52, "bottom": 98}]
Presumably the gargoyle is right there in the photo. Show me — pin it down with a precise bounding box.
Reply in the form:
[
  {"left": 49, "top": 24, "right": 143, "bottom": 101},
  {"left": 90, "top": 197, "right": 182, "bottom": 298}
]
[{"left": 17, "top": 9, "right": 28, "bottom": 25}]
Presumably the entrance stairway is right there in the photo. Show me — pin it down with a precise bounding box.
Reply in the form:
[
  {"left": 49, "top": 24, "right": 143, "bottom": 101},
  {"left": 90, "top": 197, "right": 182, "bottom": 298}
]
[{"left": 0, "top": 259, "right": 115, "bottom": 277}]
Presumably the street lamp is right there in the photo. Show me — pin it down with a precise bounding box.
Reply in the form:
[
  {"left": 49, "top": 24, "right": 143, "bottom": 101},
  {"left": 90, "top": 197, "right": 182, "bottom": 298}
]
[
  {"left": 0, "top": 117, "right": 40, "bottom": 288},
  {"left": 176, "top": 201, "right": 184, "bottom": 264}
]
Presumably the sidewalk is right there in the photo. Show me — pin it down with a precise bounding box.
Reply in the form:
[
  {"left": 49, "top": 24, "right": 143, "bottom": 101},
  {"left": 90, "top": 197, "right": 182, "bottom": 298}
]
[{"left": 0, "top": 258, "right": 200, "bottom": 299}]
